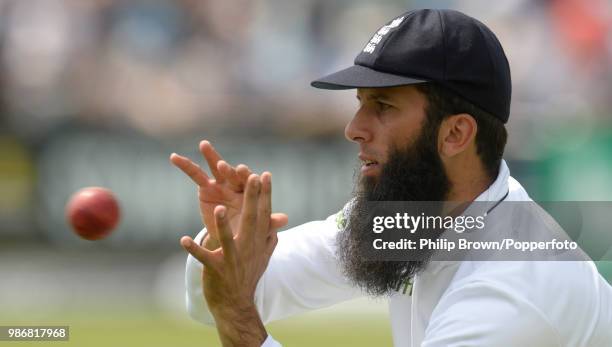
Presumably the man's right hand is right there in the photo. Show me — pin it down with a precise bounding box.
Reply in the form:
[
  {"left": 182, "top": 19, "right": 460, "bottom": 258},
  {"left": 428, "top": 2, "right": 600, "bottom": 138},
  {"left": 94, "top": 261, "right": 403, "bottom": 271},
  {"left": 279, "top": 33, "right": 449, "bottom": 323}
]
[{"left": 170, "top": 140, "right": 288, "bottom": 250}]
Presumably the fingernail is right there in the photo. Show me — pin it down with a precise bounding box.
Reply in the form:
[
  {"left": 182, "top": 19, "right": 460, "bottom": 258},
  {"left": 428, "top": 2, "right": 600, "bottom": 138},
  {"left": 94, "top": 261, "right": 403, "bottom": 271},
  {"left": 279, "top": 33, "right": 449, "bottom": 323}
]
[
  {"left": 263, "top": 172, "right": 271, "bottom": 183},
  {"left": 218, "top": 208, "right": 226, "bottom": 218}
]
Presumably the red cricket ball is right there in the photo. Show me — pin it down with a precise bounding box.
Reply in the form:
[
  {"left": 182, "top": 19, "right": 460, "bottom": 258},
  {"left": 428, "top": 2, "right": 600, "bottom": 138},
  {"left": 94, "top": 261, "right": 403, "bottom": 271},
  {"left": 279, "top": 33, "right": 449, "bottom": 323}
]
[{"left": 66, "top": 187, "right": 121, "bottom": 240}]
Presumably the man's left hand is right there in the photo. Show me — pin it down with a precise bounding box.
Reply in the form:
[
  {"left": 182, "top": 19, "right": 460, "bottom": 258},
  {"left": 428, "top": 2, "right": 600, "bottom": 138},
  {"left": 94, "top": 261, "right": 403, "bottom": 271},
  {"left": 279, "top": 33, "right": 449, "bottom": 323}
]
[{"left": 180, "top": 172, "right": 277, "bottom": 347}]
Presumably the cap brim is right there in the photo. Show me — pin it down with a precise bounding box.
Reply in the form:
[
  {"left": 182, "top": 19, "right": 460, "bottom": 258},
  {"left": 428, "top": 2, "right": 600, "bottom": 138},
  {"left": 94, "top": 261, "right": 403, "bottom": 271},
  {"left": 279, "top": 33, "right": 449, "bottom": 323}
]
[{"left": 311, "top": 65, "right": 427, "bottom": 90}]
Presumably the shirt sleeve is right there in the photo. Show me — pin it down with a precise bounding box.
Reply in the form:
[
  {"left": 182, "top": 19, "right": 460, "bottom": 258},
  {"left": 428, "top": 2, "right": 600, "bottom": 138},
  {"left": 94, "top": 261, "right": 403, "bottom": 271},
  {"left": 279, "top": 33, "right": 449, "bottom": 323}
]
[
  {"left": 185, "top": 210, "right": 362, "bottom": 326},
  {"left": 422, "top": 280, "right": 560, "bottom": 347},
  {"left": 184, "top": 228, "right": 215, "bottom": 325}
]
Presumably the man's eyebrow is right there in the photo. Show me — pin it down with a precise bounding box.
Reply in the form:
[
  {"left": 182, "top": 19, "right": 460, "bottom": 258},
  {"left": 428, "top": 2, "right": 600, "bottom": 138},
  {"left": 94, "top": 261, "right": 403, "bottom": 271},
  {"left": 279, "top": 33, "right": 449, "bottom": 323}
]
[{"left": 356, "top": 93, "right": 393, "bottom": 101}]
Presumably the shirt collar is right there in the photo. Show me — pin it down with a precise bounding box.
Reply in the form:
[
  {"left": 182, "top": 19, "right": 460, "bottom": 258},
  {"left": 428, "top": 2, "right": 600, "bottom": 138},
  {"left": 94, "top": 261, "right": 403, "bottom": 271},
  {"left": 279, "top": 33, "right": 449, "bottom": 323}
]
[
  {"left": 420, "top": 160, "right": 511, "bottom": 276},
  {"left": 474, "top": 159, "right": 510, "bottom": 203}
]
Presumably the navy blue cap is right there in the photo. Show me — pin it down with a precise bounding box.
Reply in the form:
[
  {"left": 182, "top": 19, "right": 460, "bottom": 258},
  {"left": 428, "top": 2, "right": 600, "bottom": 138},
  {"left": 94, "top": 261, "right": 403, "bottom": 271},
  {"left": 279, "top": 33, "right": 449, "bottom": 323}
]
[{"left": 311, "top": 9, "right": 512, "bottom": 123}]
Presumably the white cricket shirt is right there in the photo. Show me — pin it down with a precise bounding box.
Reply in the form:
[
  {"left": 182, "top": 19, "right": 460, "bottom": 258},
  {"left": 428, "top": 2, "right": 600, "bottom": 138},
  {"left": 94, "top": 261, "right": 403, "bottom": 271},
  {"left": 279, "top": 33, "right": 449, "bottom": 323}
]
[{"left": 185, "top": 160, "right": 612, "bottom": 346}]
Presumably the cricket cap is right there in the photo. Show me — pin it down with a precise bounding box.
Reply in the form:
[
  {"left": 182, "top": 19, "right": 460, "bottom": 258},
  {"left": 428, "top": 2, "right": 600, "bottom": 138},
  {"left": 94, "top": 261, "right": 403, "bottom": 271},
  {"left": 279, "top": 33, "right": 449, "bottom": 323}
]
[{"left": 311, "top": 9, "right": 512, "bottom": 123}]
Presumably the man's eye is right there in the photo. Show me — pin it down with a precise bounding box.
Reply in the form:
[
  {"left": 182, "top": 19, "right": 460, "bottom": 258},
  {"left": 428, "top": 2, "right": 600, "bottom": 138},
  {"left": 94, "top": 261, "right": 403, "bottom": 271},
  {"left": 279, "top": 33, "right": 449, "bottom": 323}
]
[{"left": 377, "top": 102, "right": 392, "bottom": 112}]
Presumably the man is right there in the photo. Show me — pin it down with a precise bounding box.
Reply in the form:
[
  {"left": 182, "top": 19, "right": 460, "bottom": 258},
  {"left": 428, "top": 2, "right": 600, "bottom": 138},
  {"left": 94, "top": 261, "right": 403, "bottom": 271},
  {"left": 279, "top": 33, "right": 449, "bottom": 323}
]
[{"left": 172, "top": 9, "right": 612, "bottom": 347}]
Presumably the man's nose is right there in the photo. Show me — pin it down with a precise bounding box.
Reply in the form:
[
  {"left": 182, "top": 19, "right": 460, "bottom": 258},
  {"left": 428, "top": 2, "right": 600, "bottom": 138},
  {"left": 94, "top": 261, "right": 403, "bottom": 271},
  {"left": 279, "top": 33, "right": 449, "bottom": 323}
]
[{"left": 345, "top": 109, "right": 372, "bottom": 143}]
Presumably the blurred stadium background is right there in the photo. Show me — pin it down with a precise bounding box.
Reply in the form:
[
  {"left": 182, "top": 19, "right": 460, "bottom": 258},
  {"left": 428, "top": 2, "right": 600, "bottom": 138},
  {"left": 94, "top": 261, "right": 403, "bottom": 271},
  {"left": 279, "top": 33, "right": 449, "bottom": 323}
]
[{"left": 0, "top": 0, "right": 611, "bottom": 346}]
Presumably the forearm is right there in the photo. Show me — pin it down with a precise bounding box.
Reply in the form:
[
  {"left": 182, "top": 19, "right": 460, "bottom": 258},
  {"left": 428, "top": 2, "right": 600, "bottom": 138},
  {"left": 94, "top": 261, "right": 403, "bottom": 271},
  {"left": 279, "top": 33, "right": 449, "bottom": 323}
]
[{"left": 212, "top": 303, "right": 268, "bottom": 347}]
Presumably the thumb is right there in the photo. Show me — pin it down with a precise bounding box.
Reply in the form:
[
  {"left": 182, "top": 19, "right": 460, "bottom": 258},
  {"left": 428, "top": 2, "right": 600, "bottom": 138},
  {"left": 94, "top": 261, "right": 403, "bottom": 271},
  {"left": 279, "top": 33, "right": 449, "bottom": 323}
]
[{"left": 270, "top": 213, "right": 289, "bottom": 230}]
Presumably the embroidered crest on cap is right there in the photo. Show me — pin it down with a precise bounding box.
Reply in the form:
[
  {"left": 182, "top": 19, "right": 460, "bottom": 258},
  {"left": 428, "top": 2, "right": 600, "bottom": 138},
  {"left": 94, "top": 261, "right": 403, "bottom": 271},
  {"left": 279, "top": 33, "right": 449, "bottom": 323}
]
[{"left": 363, "top": 16, "right": 405, "bottom": 54}]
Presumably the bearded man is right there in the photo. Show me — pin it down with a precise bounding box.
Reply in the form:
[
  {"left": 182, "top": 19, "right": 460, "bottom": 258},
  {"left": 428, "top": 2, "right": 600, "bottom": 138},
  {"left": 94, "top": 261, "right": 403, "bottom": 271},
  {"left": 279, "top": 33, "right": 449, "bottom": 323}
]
[{"left": 172, "top": 9, "right": 612, "bottom": 347}]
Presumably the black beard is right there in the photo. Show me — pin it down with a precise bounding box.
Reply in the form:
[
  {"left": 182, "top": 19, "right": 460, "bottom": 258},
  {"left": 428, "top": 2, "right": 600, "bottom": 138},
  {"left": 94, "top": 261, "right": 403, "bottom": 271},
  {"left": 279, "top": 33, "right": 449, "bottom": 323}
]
[{"left": 336, "top": 120, "right": 451, "bottom": 297}]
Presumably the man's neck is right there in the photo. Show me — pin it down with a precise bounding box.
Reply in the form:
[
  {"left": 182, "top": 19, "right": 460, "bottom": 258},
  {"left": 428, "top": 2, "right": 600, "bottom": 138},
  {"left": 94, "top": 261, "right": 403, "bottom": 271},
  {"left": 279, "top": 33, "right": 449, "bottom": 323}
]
[{"left": 445, "top": 165, "right": 494, "bottom": 202}]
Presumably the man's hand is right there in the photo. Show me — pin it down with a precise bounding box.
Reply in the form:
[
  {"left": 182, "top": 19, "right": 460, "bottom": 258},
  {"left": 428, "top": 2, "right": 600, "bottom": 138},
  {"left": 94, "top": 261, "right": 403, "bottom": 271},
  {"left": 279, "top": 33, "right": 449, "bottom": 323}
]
[
  {"left": 170, "top": 140, "right": 287, "bottom": 250},
  {"left": 180, "top": 173, "right": 277, "bottom": 347}
]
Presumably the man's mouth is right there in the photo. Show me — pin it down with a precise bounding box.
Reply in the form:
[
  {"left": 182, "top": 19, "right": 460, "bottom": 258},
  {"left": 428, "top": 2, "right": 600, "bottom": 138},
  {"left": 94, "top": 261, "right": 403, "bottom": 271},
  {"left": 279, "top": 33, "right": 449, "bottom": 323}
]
[{"left": 359, "top": 156, "right": 381, "bottom": 175}]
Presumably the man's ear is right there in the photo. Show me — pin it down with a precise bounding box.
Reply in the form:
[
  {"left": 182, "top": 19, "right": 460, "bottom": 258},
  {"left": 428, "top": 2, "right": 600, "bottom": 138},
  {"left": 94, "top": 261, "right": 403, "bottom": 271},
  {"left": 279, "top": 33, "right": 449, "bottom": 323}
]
[{"left": 438, "top": 113, "right": 477, "bottom": 157}]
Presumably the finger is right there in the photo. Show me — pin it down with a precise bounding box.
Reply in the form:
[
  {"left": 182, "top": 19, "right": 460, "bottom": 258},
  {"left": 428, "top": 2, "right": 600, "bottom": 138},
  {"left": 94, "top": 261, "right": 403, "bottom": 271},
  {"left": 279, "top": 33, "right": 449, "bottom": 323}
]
[
  {"left": 239, "top": 174, "right": 260, "bottom": 239},
  {"left": 265, "top": 231, "right": 278, "bottom": 256},
  {"left": 214, "top": 205, "right": 237, "bottom": 264},
  {"left": 217, "top": 160, "right": 244, "bottom": 192},
  {"left": 170, "top": 153, "right": 210, "bottom": 186},
  {"left": 270, "top": 213, "right": 289, "bottom": 230},
  {"left": 199, "top": 140, "right": 225, "bottom": 183},
  {"left": 236, "top": 164, "right": 252, "bottom": 184},
  {"left": 257, "top": 172, "right": 272, "bottom": 233},
  {"left": 201, "top": 232, "right": 221, "bottom": 251},
  {"left": 180, "top": 236, "right": 217, "bottom": 268}
]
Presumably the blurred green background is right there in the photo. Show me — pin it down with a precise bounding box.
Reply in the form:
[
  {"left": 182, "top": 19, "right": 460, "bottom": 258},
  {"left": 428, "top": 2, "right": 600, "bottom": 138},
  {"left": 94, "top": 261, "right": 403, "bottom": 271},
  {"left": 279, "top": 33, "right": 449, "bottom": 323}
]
[
  {"left": 1, "top": 0, "right": 611, "bottom": 346},
  {"left": 1, "top": 303, "right": 392, "bottom": 347}
]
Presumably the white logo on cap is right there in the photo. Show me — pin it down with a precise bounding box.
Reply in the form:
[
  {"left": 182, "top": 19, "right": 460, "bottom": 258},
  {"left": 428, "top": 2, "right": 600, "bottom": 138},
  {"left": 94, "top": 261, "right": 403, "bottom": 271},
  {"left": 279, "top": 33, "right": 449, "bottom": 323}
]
[{"left": 363, "top": 16, "right": 405, "bottom": 54}]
